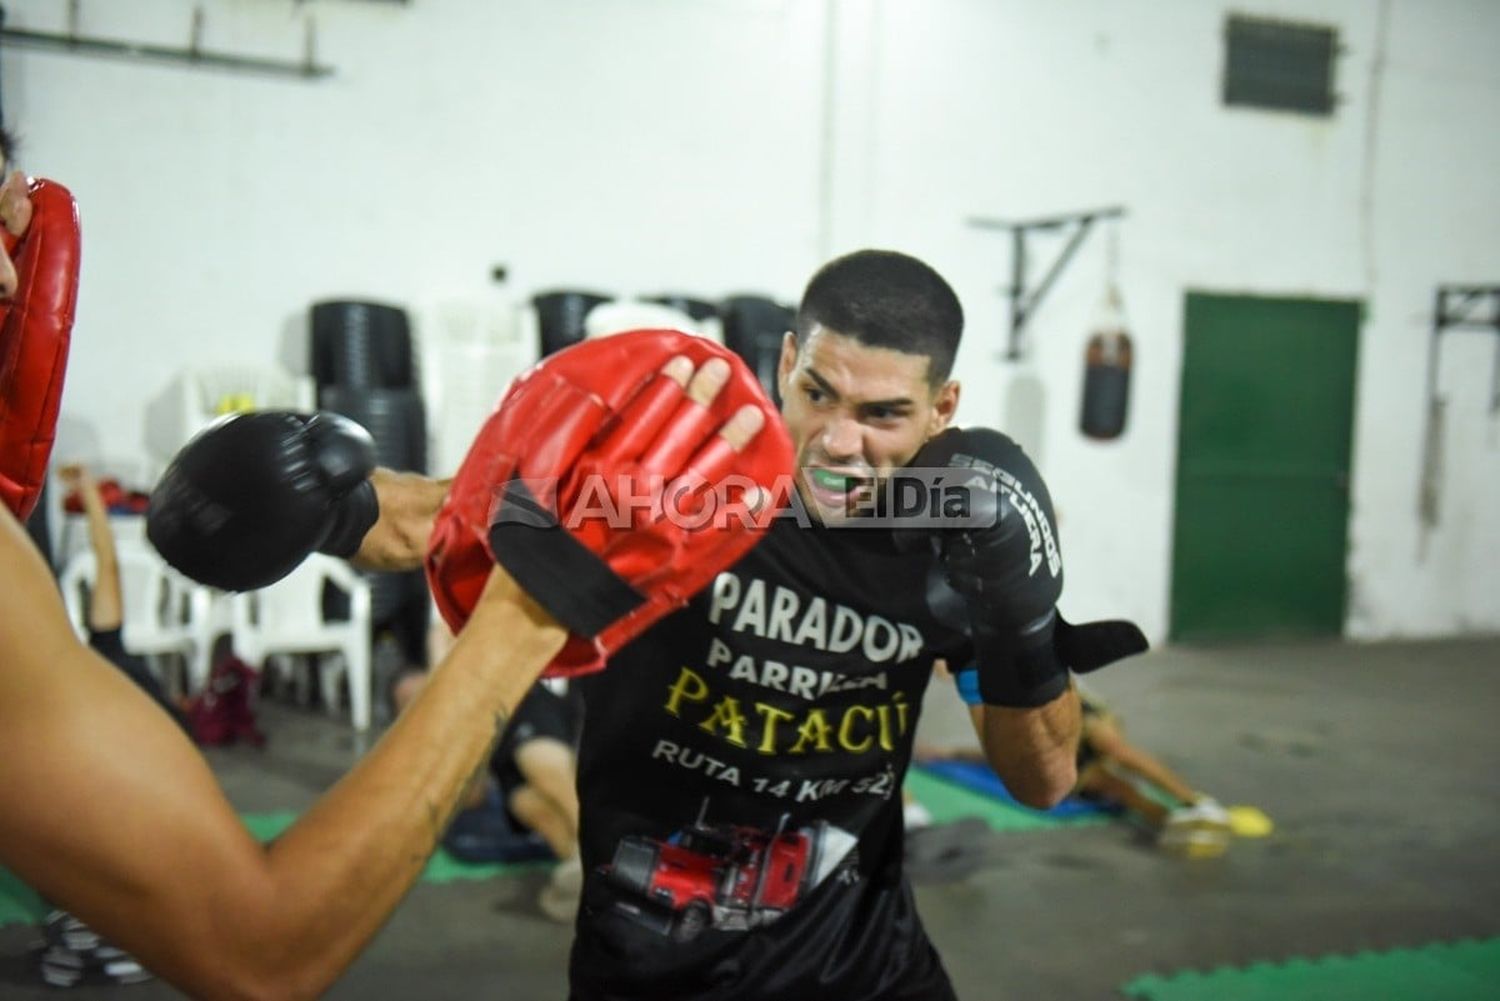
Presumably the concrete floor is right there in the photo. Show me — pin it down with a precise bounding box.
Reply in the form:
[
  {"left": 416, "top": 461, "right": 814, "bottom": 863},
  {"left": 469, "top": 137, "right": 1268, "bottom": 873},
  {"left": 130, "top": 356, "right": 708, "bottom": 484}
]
[{"left": 2, "top": 636, "right": 1496, "bottom": 999}]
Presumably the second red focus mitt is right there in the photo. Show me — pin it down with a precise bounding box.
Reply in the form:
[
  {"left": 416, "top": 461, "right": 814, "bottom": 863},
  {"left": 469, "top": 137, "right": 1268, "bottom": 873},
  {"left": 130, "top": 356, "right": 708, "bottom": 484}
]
[
  {"left": 427, "top": 328, "right": 794, "bottom": 677},
  {"left": 0, "top": 178, "right": 81, "bottom": 521}
]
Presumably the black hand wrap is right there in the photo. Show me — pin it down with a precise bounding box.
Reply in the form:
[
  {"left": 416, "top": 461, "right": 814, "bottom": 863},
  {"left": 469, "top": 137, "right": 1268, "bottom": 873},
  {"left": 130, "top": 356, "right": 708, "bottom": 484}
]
[
  {"left": 973, "top": 608, "right": 1071, "bottom": 708},
  {"left": 1054, "top": 614, "right": 1148, "bottom": 673}
]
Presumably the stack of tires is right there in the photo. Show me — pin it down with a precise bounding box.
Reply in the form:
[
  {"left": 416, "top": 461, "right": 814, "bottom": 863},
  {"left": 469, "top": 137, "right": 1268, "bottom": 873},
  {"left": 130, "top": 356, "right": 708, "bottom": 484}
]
[
  {"left": 719, "top": 295, "right": 795, "bottom": 404},
  {"left": 309, "top": 300, "right": 429, "bottom": 667},
  {"left": 532, "top": 290, "right": 614, "bottom": 357}
]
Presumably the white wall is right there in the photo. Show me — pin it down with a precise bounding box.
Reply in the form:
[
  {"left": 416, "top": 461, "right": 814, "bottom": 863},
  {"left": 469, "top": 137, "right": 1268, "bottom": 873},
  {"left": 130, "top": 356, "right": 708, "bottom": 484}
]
[{"left": 4, "top": 0, "right": 1496, "bottom": 640}]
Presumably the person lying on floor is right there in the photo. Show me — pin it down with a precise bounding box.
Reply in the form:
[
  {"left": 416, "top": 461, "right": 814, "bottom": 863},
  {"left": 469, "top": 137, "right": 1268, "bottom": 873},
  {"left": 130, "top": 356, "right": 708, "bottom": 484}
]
[
  {"left": 915, "top": 673, "right": 1240, "bottom": 857},
  {"left": 393, "top": 620, "right": 583, "bottom": 921}
]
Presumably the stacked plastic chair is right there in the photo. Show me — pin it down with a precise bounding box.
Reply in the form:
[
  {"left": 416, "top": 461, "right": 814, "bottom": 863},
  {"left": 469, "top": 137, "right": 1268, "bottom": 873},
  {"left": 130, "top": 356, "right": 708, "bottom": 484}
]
[
  {"left": 144, "top": 365, "right": 316, "bottom": 477},
  {"left": 422, "top": 296, "right": 534, "bottom": 478},
  {"left": 58, "top": 536, "right": 217, "bottom": 693},
  {"left": 231, "top": 554, "right": 374, "bottom": 731}
]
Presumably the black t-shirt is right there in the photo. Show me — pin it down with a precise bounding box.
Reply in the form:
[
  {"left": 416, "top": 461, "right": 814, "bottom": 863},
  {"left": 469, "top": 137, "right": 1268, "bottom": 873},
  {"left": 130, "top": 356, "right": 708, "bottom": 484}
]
[{"left": 570, "top": 513, "right": 972, "bottom": 1001}]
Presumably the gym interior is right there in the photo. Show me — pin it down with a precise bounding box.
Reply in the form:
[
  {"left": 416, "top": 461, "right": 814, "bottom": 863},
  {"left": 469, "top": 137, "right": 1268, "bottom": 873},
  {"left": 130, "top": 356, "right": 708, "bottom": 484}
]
[{"left": 0, "top": 1, "right": 1495, "bottom": 998}]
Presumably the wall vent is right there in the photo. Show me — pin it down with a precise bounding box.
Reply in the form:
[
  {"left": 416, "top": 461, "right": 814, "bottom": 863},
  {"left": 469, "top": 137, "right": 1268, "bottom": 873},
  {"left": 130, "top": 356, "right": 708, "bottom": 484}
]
[{"left": 1223, "top": 14, "right": 1339, "bottom": 116}]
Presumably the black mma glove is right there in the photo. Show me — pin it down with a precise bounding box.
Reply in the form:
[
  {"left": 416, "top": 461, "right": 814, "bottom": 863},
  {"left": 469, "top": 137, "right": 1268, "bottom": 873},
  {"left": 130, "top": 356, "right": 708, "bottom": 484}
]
[
  {"left": 147, "top": 411, "right": 379, "bottom": 590},
  {"left": 899, "top": 427, "right": 1146, "bottom": 707}
]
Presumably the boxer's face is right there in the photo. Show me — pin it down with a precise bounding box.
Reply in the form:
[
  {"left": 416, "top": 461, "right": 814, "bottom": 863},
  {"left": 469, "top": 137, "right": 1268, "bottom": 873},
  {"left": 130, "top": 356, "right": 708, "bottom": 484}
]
[{"left": 777, "top": 325, "right": 958, "bottom": 525}]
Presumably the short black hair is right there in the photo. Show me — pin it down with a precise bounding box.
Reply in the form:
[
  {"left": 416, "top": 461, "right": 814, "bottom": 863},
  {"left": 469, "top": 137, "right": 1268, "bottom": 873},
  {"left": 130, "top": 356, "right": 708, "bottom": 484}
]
[
  {"left": 795, "top": 249, "right": 964, "bottom": 385},
  {"left": 0, "top": 126, "right": 16, "bottom": 168}
]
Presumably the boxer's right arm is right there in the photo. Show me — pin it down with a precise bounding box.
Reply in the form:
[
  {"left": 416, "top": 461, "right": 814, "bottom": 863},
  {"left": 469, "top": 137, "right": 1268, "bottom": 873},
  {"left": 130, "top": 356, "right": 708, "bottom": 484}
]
[
  {"left": 348, "top": 467, "right": 450, "bottom": 573},
  {"left": 148, "top": 413, "right": 449, "bottom": 582},
  {"left": 0, "top": 501, "right": 566, "bottom": 1001}
]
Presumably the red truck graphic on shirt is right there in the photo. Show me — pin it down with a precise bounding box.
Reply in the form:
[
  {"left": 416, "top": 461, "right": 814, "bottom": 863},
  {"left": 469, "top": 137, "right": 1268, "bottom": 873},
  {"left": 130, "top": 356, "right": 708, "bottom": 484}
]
[{"left": 602, "top": 800, "right": 856, "bottom": 941}]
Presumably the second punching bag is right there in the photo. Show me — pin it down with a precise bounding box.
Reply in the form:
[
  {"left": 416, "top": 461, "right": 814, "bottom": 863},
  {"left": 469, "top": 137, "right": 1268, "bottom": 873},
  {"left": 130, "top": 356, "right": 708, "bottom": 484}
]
[
  {"left": 1086, "top": 282, "right": 1128, "bottom": 438},
  {"left": 1080, "top": 285, "right": 1133, "bottom": 441}
]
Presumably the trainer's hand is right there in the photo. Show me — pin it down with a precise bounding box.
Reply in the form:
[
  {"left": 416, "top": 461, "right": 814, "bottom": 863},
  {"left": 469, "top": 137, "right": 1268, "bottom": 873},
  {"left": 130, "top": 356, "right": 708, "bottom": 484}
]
[
  {"left": 645, "top": 353, "right": 770, "bottom": 510},
  {"left": 428, "top": 328, "right": 793, "bottom": 677},
  {"left": 0, "top": 170, "right": 34, "bottom": 297}
]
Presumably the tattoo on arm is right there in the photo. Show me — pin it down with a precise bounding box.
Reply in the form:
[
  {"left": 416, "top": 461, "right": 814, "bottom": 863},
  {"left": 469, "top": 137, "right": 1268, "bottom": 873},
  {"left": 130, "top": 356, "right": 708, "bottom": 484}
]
[{"left": 420, "top": 705, "right": 515, "bottom": 852}]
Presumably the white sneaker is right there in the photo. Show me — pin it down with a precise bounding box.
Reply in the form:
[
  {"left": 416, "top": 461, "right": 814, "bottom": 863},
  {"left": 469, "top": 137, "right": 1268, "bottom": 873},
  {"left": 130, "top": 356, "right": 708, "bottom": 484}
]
[
  {"left": 903, "top": 800, "right": 935, "bottom": 831},
  {"left": 538, "top": 856, "right": 583, "bottom": 923},
  {"left": 1159, "top": 797, "right": 1232, "bottom": 858}
]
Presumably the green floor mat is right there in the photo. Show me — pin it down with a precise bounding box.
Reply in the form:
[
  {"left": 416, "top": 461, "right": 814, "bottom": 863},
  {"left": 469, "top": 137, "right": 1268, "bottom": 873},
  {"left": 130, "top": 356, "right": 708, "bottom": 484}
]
[
  {"left": 905, "top": 767, "right": 1108, "bottom": 833},
  {"left": 242, "top": 811, "right": 549, "bottom": 884},
  {"left": 0, "top": 867, "right": 47, "bottom": 927},
  {"left": 0, "top": 811, "right": 549, "bottom": 928},
  {"left": 1121, "top": 937, "right": 1500, "bottom": 1001}
]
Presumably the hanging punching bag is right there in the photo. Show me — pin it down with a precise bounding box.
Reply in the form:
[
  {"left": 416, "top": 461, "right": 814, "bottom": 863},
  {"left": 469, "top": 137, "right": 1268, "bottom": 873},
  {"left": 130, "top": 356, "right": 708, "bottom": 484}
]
[{"left": 1080, "top": 285, "right": 1133, "bottom": 441}]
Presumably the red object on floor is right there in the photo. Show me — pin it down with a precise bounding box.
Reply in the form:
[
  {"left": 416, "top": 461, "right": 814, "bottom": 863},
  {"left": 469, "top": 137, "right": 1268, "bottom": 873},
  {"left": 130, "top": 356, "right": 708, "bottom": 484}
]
[{"left": 186, "top": 656, "right": 266, "bottom": 748}]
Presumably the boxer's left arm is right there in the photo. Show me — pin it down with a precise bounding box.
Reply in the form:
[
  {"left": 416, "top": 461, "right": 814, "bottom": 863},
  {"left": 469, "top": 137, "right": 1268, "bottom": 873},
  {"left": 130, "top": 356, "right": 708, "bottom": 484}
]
[
  {"left": 971, "top": 689, "right": 1081, "bottom": 808},
  {"left": 914, "top": 427, "right": 1080, "bottom": 808},
  {"left": 927, "top": 426, "right": 1148, "bottom": 804},
  {"left": 966, "top": 617, "right": 1151, "bottom": 805}
]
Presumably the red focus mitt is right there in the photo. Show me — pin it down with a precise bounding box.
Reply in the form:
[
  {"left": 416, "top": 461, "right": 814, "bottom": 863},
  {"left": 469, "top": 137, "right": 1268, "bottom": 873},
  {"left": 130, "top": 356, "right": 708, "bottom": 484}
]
[
  {"left": 427, "top": 328, "right": 794, "bottom": 677},
  {"left": 0, "top": 178, "right": 82, "bottom": 521}
]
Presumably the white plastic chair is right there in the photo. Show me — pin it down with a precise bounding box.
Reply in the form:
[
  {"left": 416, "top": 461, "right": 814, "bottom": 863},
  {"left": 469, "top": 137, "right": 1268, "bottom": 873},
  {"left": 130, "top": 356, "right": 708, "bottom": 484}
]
[
  {"left": 145, "top": 366, "right": 316, "bottom": 472},
  {"left": 584, "top": 300, "right": 717, "bottom": 341},
  {"left": 230, "top": 554, "right": 374, "bottom": 731},
  {"left": 58, "top": 541, "right": 217, "bottom": 693}
]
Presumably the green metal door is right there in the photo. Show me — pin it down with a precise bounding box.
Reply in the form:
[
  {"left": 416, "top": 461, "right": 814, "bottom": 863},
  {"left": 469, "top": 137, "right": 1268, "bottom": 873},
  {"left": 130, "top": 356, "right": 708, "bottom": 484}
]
[{"left": 1170, "top": 293, "right": 1361, "bottom": 642}]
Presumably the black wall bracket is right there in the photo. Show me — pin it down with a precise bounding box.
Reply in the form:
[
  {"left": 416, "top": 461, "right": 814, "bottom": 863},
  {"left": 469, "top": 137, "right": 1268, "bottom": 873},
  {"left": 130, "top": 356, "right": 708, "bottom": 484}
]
[
  {"left": 1429, "top": 286, "right": 1500, "bottom": 413},
  {"left": 1418, "top": 285, "right": 1500, "bottom": 532},
  {"left": 0, "top": 2, "right": 333, "bottom": 80},
  {"left": 968, "top": 206, "right": 1125, "bottom": 361}
]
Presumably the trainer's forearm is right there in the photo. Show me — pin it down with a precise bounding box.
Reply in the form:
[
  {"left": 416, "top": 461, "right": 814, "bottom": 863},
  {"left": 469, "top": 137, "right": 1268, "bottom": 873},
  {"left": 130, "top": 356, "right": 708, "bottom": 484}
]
[
  {"left": 248, "top": 569, "right": 564, "bottom": 998},
  {"left": 979, "top": 685, "right": 1081, "bottom": 809},
  {"left": 1, "top": 500, "right": 566, "bottom": 1001},
  {"left": 351, "top": 468, "right": 450, "bottom": 572}
]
